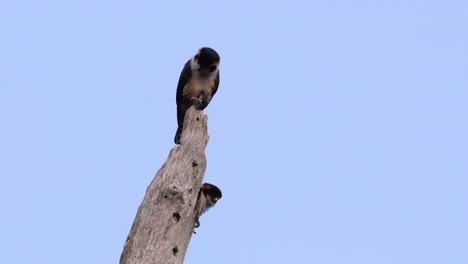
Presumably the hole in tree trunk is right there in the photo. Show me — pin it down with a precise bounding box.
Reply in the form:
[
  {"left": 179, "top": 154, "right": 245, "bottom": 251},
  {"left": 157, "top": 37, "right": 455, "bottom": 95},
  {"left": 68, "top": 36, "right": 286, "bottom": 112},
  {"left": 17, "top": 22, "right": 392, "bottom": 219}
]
[{"left": 172, "top": 212, "right": 181, "bottom": 222}]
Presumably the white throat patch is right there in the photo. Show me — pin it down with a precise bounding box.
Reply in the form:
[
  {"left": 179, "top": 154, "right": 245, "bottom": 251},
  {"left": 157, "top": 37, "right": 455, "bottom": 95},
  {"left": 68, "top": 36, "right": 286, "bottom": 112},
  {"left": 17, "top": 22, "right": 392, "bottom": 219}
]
[{"left": 190, "top": 57, "right": 200, "bottom": 72}]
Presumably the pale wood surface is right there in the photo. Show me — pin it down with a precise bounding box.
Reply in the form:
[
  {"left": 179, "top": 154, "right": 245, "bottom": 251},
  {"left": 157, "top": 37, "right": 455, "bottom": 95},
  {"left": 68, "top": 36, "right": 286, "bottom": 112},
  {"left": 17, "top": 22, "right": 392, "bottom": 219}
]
[{"left": 120, "top": 106, "right": 210, "bottom": 264}]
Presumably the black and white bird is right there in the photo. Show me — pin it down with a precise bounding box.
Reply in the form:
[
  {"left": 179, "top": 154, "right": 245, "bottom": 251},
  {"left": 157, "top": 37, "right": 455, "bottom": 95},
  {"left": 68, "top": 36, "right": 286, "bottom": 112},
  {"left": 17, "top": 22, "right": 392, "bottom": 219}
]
[
  {"left": 174, "top": 47, "right": 220, "bottom": 144},
  {"left": 194, "top": 183, "right": 222, "bottom": 228}
]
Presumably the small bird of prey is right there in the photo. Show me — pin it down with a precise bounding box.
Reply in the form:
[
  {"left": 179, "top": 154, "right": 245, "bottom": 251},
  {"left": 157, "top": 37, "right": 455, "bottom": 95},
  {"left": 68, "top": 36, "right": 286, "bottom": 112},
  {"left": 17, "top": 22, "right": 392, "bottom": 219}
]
[
  {"left": 194, "top": 183, "right": 222, "bottom": 229},
  {"left": 174, "top": 47, "right": 220, "bottom": 144}
]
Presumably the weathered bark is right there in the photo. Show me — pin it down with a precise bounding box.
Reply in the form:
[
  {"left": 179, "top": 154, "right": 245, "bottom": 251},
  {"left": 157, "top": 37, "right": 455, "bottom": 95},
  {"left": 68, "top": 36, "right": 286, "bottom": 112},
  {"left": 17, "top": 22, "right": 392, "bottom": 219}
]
[{"left": 120, "top": 106, "right": 210, "bottom": 264}]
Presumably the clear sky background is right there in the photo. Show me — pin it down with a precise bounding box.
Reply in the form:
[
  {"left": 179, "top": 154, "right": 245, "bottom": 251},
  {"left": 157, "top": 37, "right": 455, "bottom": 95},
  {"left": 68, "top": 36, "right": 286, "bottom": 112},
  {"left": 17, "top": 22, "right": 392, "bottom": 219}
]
[{"left": 1, "top": 1, "right": 467, "bottom": 263}]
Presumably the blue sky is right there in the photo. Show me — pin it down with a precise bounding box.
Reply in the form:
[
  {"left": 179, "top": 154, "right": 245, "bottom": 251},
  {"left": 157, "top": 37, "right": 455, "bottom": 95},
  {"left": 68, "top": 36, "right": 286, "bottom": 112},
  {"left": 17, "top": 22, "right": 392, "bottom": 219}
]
[{"left": 1, "top": 1, "right": 467, "bottom": 263}]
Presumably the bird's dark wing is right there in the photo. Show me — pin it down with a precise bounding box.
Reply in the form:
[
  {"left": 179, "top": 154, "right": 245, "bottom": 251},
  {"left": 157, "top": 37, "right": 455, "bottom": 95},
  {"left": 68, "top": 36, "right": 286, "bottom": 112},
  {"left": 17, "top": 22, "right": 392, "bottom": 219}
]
[
  {"left": 176, "top": 60, "right": 192, "bottom": 106},
  {"left": 211, "top": 70, "right": 220, "bottom": 97}
]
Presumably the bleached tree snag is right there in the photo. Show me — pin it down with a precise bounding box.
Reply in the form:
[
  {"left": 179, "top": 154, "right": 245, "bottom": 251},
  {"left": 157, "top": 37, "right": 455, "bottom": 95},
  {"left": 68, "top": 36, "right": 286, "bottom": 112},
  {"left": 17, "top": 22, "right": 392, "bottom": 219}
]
[{"left": 120, "top": 106, "right": 210, "bottom": 264}]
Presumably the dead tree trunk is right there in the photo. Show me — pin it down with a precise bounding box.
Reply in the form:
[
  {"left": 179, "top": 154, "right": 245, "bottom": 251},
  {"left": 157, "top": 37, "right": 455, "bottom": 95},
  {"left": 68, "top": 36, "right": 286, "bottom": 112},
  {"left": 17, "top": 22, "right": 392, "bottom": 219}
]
[{"left": 120, "top": 106, "right": 210, "bottom": 264}]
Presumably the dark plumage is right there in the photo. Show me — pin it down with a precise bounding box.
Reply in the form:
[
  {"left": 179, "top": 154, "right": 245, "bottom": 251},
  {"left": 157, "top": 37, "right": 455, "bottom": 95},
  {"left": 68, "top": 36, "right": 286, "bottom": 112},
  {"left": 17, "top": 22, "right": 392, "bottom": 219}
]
[
  {"left": 174, "top": 47, "right": 220, "bottom": 144},
  {"left": 194, "top": 183, "right": 222, "bottom": 229}
]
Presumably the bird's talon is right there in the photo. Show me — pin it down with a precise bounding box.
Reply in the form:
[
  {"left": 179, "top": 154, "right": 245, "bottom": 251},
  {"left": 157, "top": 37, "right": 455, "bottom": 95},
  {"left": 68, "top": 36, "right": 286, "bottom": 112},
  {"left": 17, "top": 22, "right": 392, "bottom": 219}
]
[{"left": 192, "top": 99, "right": 202, "bottom": 109}]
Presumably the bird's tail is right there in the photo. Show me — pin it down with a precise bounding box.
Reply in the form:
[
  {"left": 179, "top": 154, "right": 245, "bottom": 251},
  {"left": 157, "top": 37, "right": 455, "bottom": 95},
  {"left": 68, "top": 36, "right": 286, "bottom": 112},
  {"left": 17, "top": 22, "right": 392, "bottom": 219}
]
[{"left": 174, "top": 126, "right": 182, "bottom": 144}]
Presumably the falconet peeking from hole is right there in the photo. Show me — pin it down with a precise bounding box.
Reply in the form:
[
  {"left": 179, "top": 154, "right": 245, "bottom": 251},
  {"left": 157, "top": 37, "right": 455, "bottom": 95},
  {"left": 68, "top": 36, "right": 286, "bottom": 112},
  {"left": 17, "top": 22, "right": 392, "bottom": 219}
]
[
  {"left": 174, "top": 47, "right": 220, "bottom": 145},
  {"left": 194, "top": 183, "right": 222, "bottom": 230}
]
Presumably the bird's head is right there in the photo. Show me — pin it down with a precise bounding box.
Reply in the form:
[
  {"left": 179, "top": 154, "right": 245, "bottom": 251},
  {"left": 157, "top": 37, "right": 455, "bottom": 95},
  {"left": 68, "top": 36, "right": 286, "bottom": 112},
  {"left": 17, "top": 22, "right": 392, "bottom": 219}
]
[
  {"left": 194, "top": 47, "right": 220, "bottom": 74},
  {"left": 201, "top": 183, "right": 222, "bottom": 206}
]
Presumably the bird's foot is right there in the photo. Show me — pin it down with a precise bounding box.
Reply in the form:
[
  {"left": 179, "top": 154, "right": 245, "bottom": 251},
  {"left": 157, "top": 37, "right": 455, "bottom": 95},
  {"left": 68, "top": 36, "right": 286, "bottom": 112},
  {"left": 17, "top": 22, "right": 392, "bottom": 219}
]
[{"left": 191, "top": 97, "right": 203, "bottom": 110}]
